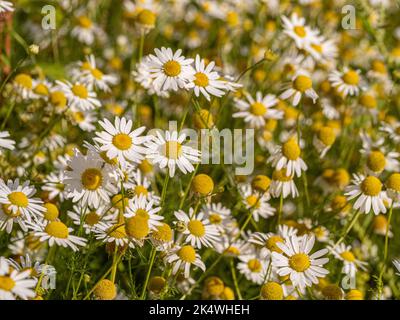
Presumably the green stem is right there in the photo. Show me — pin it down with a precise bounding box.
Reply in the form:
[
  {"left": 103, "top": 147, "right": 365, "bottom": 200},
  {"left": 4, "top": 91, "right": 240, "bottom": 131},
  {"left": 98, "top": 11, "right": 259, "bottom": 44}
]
[
  {"left": 140, "top": 247, "right": 156, "bottom": 300},
  {"left": 230, "top": 258, "right": 242, "bottom": 300},
  {"left": 333, "top": 210, "right": 361, "bottom": 248}
]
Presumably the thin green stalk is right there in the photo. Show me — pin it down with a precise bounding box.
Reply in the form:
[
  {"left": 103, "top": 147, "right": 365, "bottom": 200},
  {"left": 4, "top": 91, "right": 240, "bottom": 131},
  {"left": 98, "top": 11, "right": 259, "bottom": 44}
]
[
  {"left": 230, "top": 258, "right": 242, "bottom": 300},
  {"left": 333, "top": 210, "right": 362, "bottom": 248},
  {"left": 140, "top": 247, "right": 157, "bottom": 300}
]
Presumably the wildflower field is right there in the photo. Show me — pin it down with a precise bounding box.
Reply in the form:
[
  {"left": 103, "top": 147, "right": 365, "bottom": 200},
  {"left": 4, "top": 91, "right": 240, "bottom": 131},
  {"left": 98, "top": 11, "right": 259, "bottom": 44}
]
[{"left": 1, "top": 0, "right": 400, "bottom": 301}]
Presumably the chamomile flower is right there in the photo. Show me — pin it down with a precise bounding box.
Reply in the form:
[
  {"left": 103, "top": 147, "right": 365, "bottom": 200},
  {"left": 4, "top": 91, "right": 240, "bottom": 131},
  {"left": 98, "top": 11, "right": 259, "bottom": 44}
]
[
  {"left": 124, "top": 195, "right": 163, "bottom": 230},
  {"left": 146, "top": 130, "right": 201, "bottom": 177},
  {"left": 0, "top": 203, "right": 28, "bottom": 234},
  {"left": 69, "top": 109, "right": 97, "bottom": 132},
  {"left": 175, "top": 208, "right": 219, "bottom": 249},
  {"left": 237, "top": 254, "right": 269, "bottom": 285},
  {"left": 67, "top": 204, "right": 114, "bottom": 234},
  {"left": 272, "top": 234, "right": 329, "bottom": 291},
  {"left": 280, "top": 71, "right": 318, "bottom": 106},
  {"left": 13, "top": 74, "right": 35, "bottom": 99},
  {"left": 0, "top": 179, "right": 45, "bottom": 223},
  {"left": 27, "top": 220, "right": 87, "bottom": 252},
  {"left": 94, "top": 117, "right": 148, "bottom": 167},
  {"left": 313, "top": 126, "right": 336, "bottom": 158},
  {"left": 233, "top": 92, "right": 283, "bottom": 128},
  {"left": 125, "top": 168, "right": 160, "bottom": 203},
  {"left": 328, "top": 68, "right": 364, "bottom": 97},
  {"left": 57, "top": 80, "right": 101, "bottom": 111},
  {"left": 186, "top": 55, "right": 228, "bottom": 101},
  {"left": 0, "top": 257, "right": 36, "bottom": 300},
  {"left": 268, "top": 137, "right": 307, "bottom": 177},
  {"left": 165, "top": 245, "right": 206, "bottom": 278},
  {"left": 270, "top": 169, "right": 299, "bottom": 199},
  {"left": 145, "top": 47, "right": 195, "bottom": 92},
  {"left": 93, "top": 222, "right": 134, "bottom": 248},
  {"left": 239, "top": 184, "right": 275, "bottom": 222},
  {"left": 0, "top": 131, "right": 15, "bottom": 153},
  {"left": 63, "top": 150, "right": 117, "bottom": 207},
  {"left": 344, "top": 174, "right": 387, "bottom": 215},
  {"left": 328, "top": 243, "right": 367, "bottom": 277},
  {"left": 386, "top": 173, "right": 400, "bottom": 203},
  {"left": 0, "top": 1, "right": 14, "bottom": 12},
  {"left": 200, "top": 202, "right": 231, "bottom": 234},
  {"left": 281, "top": 14, "right": 318, "bottom": 49},
  {"left": 71, "top": 15, "right": 103, "bottom": 45}
]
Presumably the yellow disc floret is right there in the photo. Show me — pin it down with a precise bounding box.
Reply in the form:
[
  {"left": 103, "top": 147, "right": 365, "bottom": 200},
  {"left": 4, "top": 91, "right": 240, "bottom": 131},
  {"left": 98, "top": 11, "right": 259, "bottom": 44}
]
[
  {"left": 260, "top": 281, "right": 283, "bottom": 300},
  {"left": 361, "top": 176, "right": 382, "bottom": 196},
  {"left": 289, "top": 253, "right": 310, "bottom": 272},
  {"left": 191, "top": 174, "right": 214, "bottom": 195},
  {"left": 45, "top": 221, "right": 69, "bottom": 239},
  {"left": 94, "top": 279, "right": 116, "bottom": 300}
]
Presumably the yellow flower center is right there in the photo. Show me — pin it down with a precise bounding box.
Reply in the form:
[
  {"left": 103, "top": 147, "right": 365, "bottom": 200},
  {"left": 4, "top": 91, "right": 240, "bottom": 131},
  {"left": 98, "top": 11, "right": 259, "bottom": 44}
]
[
  {"left": 282, "top": 138, "right": 301, "bottom": 160},
  {"left": 108, "top": 224, "right": 127, "bottom": 239},
  {"left": 34, "top": 83, "right": 49, "bottom": 96},
  {"left": 8, "top": 191, "right": 29, "bottom": 208},
  {"left": 78, "top": 16, "right": 92, "bottom": 29},
  {"left": 15, "top": 74, "right": 33, "bottom": 89},
  {"left": 192, "top": 174, "right": 214, "bottom": 195},
  {"left": 272, "top": 169, "right": 293, "bottom": 182},
  {"left": 43, "top": 203, "right": 59, "bottom": 221},
  {"left": 311, "top": 43, "right": 323, "bottom": 53},
  {"left": 360, "top": 94, "right": 377, "bottom": 109},
  {"left": 50, "top": 91, "right": 67, "bottom": 108},
  {"left": 247, "top": 258, "right": 262, "bottom": 272},
  {"left": 71, "top": 84, "right": 88, "bottom": 99},
  {"left": 225, "top": 246, "right": 240, "bottom": 256},
  {"left": 178, "top": 245, "right": 196, "bottom": 263},
  {"left": 386, "top": 173, "right": 400, "bottom": 192},
  {"left": 194, "top": 72, "right": 209, "bottom": 87},
  {"left": 0, "top": 276, "right": 15, "bottom": 291},
  {"left": 187, "top": 220, "right": 205, "bottom": 237},
  {"left": 163, "top": 141, "right": 182, "bottom": 159},
  {"left": 112, "top": 133, "right": 132, "bottom": 150},
  {"left": 81, "top": 168, "right": 103, "bottom": 190},
  {"left": 289, "top": 253, "right": 311, "bottom": 272},
  {"left": 125, "top": 216, "right": 149, "bottom": 239},
  {"left": 340, "top": 250, "right": 356, "bottom": 262},
  {"left": 85, "top": 211, "right": 100, "bottom": 226},
  {"left": 137, "top": 9, "right": 156, "bottom": 26},
  {"left": 250, "top": 102, "right": 267, "bottom": 116},
  {"left": 1, "top": 204, "right": 21, "bottom": 217},
  {"left": 367, "top": 151, "right": 386, "bottom": 172},
  {"left": 373, "top": 215, "right": 387, "bottom": 231},
  {"left": 73, "top": 111, "right": 85, "bottom": 123},
  {"left": 266, "top": 235, "right": 284, "bottom": 253},
  {"left": 322, "top": 284, "right": 343, "bottom": 300},
  {"left": 152, "top": 223, "right": 172, "bottom": 242},
  {"left": 371, "top": 60, "right": 386, "bottom": 74},
  {"left": 246, "top": 195, "right": 260, "bottom": 208},
  {"left": 209, "top": 213, "right": 222, "bottom": 224},
  {"left": 163, "top": 60, "right": 181, "bottom": 77},
  {"left": 135, "top": 185, "right": 148, "bottom": 197},
  {"left": 261, "top": 282, "right": 283, "bottom": 300},
  {"left": 318, "top": 127, "right": 336, "bottom": 146},
  {"left": 81, "top": 62, "right": 92, "bottom": 71},
  {"left": 135, "top": 208, "right": 149, "bottom": 220},
  {"left": 346, "top": 289, "right": 363, "bottom": 300},
  {"left": 45, "top": 221, "right": 69, "bottom": 239},
  {"left": 94, "top": 279, "right": 116, "bottom": 300},
  {"left": 293, "top": 26, "right": 306, "bottom": 37},
  {"left": 342, "top": 70, "right": 359, "bottom": 85},
  {"left": 91, "top": 68, "right": 103, "bottom": 80},
  {"left": 361, "top": 176, "right": 382, "bottom": 196},
  {"left": 148, "top": 276, "right": 166, "bottom": 294},
  {"left": 293, "top": 75, "right": 312, "bottom": 92}
]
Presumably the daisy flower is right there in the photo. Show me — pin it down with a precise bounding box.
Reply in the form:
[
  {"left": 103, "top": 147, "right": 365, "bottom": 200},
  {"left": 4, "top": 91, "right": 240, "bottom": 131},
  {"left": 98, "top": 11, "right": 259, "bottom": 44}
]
[
  {"left": 42, "top": 172, "right": 65, "bottom": 201},
  {"left": 305, "top": 36, "right": 338, "bottom": 64},
  {"left": 344, "top": 174, "right": 387, "bottom": 215},
  {"left": 69, "top": 109, "right": 97, "bottom": 132},
  {"left": 124, "top": 195, "right": 163, "bottom": 230},
  {"left": 27, "top": 220, "right": 87, "bottom": 252},
  {"left": 93, "top": 222, "right": 135, "bottom": 248},
  {"left": 145, "top": 47, "right": 195, "bottom": 92},
  {"left": 313, "top": 126, "right": 336, "bottom": 158},
  {"left": 175, "top": 208, "right": 219, "bottom": 249},
  {"left": 272, "top": 234, "right": 329, "bottom": 292},
  {"left": 63, "top": 150, "right": 117, "bottom": 207},
  {"left": 71, "top": 15, "right": 103, "bottom": 45},
  {"left": 328, "top": 68, "right": 364, "bottom": 97},
  {"left": 237, "top": 254, "right": 269, "bottom": 285},
  {"left": 281, "top": 14, "right": 318, "bottom": 49},
  {"left": 0, "top": 1, "right": 14, "bottom": 12},
  {"left": 0, "top": 203, "right": 28, "bottom": 234},
  {"left": 280, "top": 71, "right": 318, "bottom": 106},
  {"left": 124, "top": 168, "right": 160, "bottom": 203},
  {"left": 239, "top": 184, "right": 275, "bottom": 222},
  {"left": 57, "top": 80, "right": 101, "bottom": 111},
  {"left": 146, "top": 130, "right": 201, "bottom": 177},
  {"left": 0, "top": 257, "right": 37, "bottom": 300},
  {"left": 270, "top": 169, "right": 299, "bottom": 199},
  {"left": 13, "top": 73, "right": 35, "bottom": 100},
  {"left": 328, "top": 243, "right": 367, "bottom": 277},
  {"left": 200, "top": 202, "right": 232, "bottom": 234},
  {"left": 233, "top": 92, "right": 283, "bottom": 128},
  {"left": 186, "top": 55, "right": 228, "bottom": 101},
  {"left": 268, "top": 137, "right": 307, "bottom": 177},
  {"left": 0, "top": 179, "right": 45, "bottom": 223},
  {"left": 94, "top": 117, "right": 148, "bottom": 167},
  {"left": 67, "top": 204, "right": 114, "bottom": 234},
  {"left": 0, "top": 131, "right": 15, "bottom": 153},
  {"left": 386, "top": 173, "right": 400, "bottom": 203},
  {"left": 165, "top": 245, "right": 206, "bottom": 278}
]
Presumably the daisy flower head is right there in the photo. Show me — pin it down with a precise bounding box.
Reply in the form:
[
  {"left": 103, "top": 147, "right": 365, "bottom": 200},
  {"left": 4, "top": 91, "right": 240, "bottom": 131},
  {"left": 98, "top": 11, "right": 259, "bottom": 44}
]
[
  {"left": 313, "top": 126, "right": 336, "bottom": 158},
  {"left": 165, "top": 244, "right": 206, "bottom": 278},
  {"left": 0, "top": 179, "right": 45, "bottom": 223},
  {"left": 280, "top": 70, "right": 318, "bottom": 106},
  {"left": 272, "top": 234, "right": 329, "bottom": 292},
  {"left": 94, "top": 117, "right": 148, "bottom": 167},
  {"left": 328, "top": 67, "right": 364, "bottom": 97},
  {"left": 69, "top": 109, "right": 97, "bottom": 132},
  {"left": 281, "top": 13, "right": 319, "bottom": 49},
  {"left": 145, "top": 47, "right": 195, "bottom": 92},
  {"left": 67, "top": 204, "right": 114, "bottom": 234},
  {"left": 328, "top": 243, "right": 367, "bottom": 277},
  {"left": 0, "top": 257, "right": 37, "bottom": 300},
  {"left": 270, "top": 169, "right": 299, "bottom": 199},
  {"left": 344, "top": 174, "right": 387, "bottom": 215},
  {"left": 237, "top": 254, "right": 269, "bottom": 285},
  {"left": 175, "top": 208, "right": 219, "bottom": 249},
  {"left": 13, "top": 73, "right": 35, "bottom": 100},
  {"left": 0, "top": 131, "right": 15, "bottom": 153},
  {"left": 240, "top": 184, "right": 275, "bottom": 222},
  {"left": 233, "top": 92, "right": 283, "bottom": 128},
  {"left": 57, "top": 80, "right": 101, "bottom": 111},
  {"left": 186, "top": 55, "right": 228, "bottom": 101},
  {"left": 63, "top": 149, "right": 117, "bottom": 207},
  {"left": 0, "top": 1, "right": 14, "bottom": 12},
  {"left": 124, "top": 195, "right": 163, "bottom": 230},
  {"left": 146, "top": 130, "right": 201, "bottom": 177},
  {"left": 305, "top": 36, "right": 338, "bottom": 64},
  {"left": 200, "top": 202, "right": 231, "bottom": 234},
  {"left": 27, "top": 220, "right": 87, "bottom": 252},
  {"left": 93, "top": 221, "right": 135, "bottom": 248},
  {"left": 268, "top": 137, "right": 307, "bottom": 178},
  {"left": 71, "top": 14, "right": 103, "bottom": 45},
  {"left": 386, "top": 173, "right": 400, "bottom": 203}
]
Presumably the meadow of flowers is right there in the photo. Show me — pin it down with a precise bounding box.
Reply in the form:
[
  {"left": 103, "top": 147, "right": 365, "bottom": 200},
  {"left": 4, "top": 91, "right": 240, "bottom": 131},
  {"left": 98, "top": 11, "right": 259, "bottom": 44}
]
[{"left": 0, "top": 0, "right": 400, "bottom": 301}]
